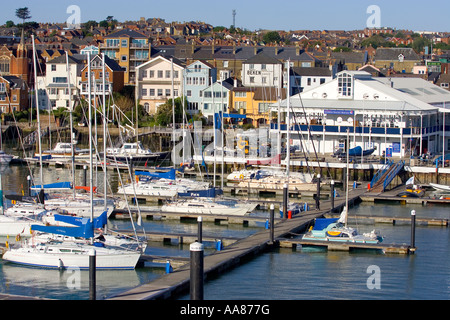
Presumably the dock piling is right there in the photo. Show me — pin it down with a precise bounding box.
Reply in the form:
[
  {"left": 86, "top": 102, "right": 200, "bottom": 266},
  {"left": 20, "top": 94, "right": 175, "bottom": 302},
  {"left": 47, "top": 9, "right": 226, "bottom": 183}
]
[
  {"left": 411, "top": 210, "right": 416, "bottom": 253},
  {"left": 190, "top": 242, "right": 204, "bottom": 300},
  {"left": 283, "top": 184, "right": 288, "bottom": 219},
  {"left": 89, "top": 249, "right": 96, "bottom": 301},
  {"left": 330, "top": 180, "right": 335, "bottom": 211},
  {"left": 270, "top": 204, "right": 274, "bottom": 244},
  {"left": 197, "top": 216, "right": 202, "bottom": 243}
]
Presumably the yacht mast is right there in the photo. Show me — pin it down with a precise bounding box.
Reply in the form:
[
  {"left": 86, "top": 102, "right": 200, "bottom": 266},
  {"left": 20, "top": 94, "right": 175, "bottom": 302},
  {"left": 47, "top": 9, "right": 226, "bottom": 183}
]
[
  {"left": 31, "top": 35, "right": 44, "bottom": 194},
  {"left": 66, "top": 52, "right": 76, "bottom": 200}
]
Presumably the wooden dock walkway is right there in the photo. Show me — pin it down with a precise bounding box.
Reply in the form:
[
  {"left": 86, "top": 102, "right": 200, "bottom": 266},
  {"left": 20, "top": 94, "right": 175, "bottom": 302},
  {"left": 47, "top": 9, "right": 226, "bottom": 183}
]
[{"left": 108, "top": 188, "right": 364, "bottom": 300}]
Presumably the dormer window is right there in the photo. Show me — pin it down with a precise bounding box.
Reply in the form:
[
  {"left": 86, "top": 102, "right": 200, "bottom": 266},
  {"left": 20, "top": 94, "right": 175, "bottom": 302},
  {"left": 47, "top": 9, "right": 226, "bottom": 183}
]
[{"left": 338, "top": 72, "right": 353, "bottom": 98}]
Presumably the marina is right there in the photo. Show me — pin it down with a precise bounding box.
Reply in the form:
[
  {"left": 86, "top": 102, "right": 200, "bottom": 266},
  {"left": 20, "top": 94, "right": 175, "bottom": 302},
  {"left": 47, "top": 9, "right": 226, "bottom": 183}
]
[{"left": 0, "top": 11, "right": 449, "bottom": 302}]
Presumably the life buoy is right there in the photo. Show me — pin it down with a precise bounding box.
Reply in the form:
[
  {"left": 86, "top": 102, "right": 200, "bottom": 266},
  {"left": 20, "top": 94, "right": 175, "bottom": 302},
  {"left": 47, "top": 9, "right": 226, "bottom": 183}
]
[{"left": 239, "top": 174, "right": 244, "bottom": 180}]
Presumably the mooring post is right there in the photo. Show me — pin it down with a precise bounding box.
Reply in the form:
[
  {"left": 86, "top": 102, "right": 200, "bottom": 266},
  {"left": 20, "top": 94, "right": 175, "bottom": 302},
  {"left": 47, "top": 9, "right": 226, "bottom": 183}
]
[
  {"left": 270, "top": 204, "right": 274, "bottom": 244},
  {"left": 410, "top": 210, "right": 416, "bottom": 253},
  {"left": 283, "top": 183, "right": 288, "bottom": 218},
  {"left": 330, "top": 180, "right": 335, "bottom": 212},
  {"left": 27, "top": 175, "right": 31, "bottom": 196},
  {"left": 197, "top": 216, "right": 202, "bottom": 243},
  {"left": 83, "top": 165, "right": 87, "bottom": 186},
  {"left": 190, "top": 242, "right": 204, "bottom": 300},
  {"left": 89, "top": 249, "right": 96, "bottom": 300}
]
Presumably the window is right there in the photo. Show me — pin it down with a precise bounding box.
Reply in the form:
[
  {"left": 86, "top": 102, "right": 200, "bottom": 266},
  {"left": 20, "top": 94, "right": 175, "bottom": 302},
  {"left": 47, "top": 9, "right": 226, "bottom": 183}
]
[
  {"left": 121, "top": 55, "right": 127, "bottom": 62},
  {"left": 0, "top": 59, "right": 10, "bottom": 73},
  {"left": 250, "top": 77, "right": 255, "bottom": 83},
  {"left": 174, "top": 71, "right": 179, "bottom": 79},
  {"left": 52, "top": 77, "right": 67, "bottom": 83},
  {"left": 141, "top": 88, "right": 147, "bottom": 96},
  {"left": 223, "top": 61, "right": 229, "bottom": 68},
  {"left": 307, "top": 78, "right": 311, "bottom": 86},
  {"left": 338, "top": 72, "right": 353, "bottom": 97},
  {"left": 165, "top": 89, "right": 171, "bottom": 96},
  {"left": 0, "top": 83, "right": 5, "bottom": 92},
  {"left": 0, "top": 94, "right": 5, "bottom": 101},
  {"left": 150, "top": 88, "right": 155, "bottom": 96},
  {"left": 235, "top": 92, "right": 247, "bottom": 98},
  {"left": 441, "top": 83, "right": 449, "bottom": 88},
  {"left": 262, "top": 77, "right": 267, "bottom": 84},
  {"left": 187, "top": 90, "right": 191, "bottom": 97},
  {"left": 157, "top": 89, "right": 163, "bottom": 96},
  {"left": 121, "top": 39, "right": 128, "bottom": 47},
  {"left": 157, "top": 70, "right": 163, "bottom": 78},
  {"left": 261, "top": 64, "right": 266, "bottom": 70},
  {"left": 51, "top": 65, "right": 56, "bottom": 71},
  {"left": 166, "top": 70, "right": 171, "bottom": 78},
  {"left": 258, "top": 103, "right": 270, "bottom": 113},
  {"left": 320, "top": 78, "right": 326, "bottom": 85},
  {"left": 149, "top": 70, "right": 154, "bottom": 78}
]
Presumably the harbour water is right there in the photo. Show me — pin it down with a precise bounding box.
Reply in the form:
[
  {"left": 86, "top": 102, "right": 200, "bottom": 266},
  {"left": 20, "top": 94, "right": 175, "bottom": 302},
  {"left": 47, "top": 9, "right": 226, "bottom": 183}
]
[{"left": 0, "top": 164, "right": 448, "bottom": 300}]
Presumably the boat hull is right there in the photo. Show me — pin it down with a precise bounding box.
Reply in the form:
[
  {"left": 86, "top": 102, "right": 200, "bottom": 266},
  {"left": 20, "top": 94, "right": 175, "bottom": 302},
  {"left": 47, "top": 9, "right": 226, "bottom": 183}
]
[{"left": 2, "top": 246, "right": 141, "bottom": 270}]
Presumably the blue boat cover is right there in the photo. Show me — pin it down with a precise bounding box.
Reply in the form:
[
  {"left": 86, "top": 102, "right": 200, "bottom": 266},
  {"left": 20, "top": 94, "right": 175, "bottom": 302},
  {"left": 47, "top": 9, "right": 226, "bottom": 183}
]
[
  {"left": 31, "top": 181, "right": 72, "bottom": 190},
  {"left": 178, "top": 187, "right": 223, "bottom": 198},
  {"left": 31, "top": 218, "right": 94, "bottom": 239},
  {"left": 313, "top": 218, "right": 338, "bottom": 230},
  {"left": 53, "top": 211, "right": 108, "bottom": 229},
  {"left": 135, "top": 168, "right": 176, "bottom": 180}
]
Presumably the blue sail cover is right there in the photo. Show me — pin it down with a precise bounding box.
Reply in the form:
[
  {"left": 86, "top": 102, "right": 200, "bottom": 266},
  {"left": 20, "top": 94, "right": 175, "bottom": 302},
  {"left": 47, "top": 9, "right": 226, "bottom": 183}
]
[
  {"left": 31, "top": 217, "right": 94, "bottom": 239},
  {"left": 178, "top": 187, "right": 223, "bottom": 198},
  {"left": 313, "top": 218, "right": 339, "bottom": 231},
  {"left": 31, "top": 181, "right": 72, "bottom": 190},
  {"left": 135, "top": 168, "right": 176, "bottom": 180},
  {"left": 53, "top": 211, "right": 108, "bottom": 229}
]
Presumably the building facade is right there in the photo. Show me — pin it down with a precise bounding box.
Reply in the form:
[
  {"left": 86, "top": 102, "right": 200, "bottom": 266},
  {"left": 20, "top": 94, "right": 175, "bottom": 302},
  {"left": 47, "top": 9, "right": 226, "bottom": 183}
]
[
  {"left": 184, "top": 60, "right": 216, "bottom": 115},
  {"left": 135, "top": 55, "right": 184, "bottom": 114},
  {"left": 100, "top": 29, "right": 150, "bottom": 85}
]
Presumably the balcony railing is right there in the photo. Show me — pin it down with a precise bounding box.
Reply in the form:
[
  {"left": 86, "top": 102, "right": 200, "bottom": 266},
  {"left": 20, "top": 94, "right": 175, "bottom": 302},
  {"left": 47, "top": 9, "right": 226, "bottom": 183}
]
[{"left": 270, "top": 124, "right": 450, "bottom": 136}]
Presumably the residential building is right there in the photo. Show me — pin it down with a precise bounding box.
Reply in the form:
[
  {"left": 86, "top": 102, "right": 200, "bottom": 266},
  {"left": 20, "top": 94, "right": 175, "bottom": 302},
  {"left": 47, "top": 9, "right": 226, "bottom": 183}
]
[
  {"left": 290, "top": 67, "right": 334, "bottom": 95},
  {"left": 0, "top": 75, "right": 29, "bottom": 113},
  {"left": 135, "top": 55, "right": 184, "bottom": 114},
  {"left": 199, "top": 80, "right": 233, "bottom": 123},
  {"left": 79, "top": 54, "right": 125, "bottom": 98},
  {"left": 241, "top": 52, "right": 283, "bottom": 88},
  {"left": 100, "top": 29, "right": 150, "bottom": 84},
  {"left": 38, "top": 54, "right": 83, "bottom": 110},
  {"left": 373, "top": 48, "right": 421, "bottom": 73},
  {"left": 184, "top": 60, "right": 216, "bottom": 115}
]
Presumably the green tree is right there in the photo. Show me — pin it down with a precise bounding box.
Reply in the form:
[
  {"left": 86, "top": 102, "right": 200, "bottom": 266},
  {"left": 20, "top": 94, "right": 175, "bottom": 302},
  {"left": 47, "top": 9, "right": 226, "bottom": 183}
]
[
  {"left": 5, "top": 20, "right": 14, "bottom": 28},
  {"left": 154, "top": 97, "right": 185, "bottom": 126},
  {"left": 15, "top": 7, "right": 31, "bottom": 24},
  {"left": 263, "top": 31, "right": 281, "bottom": 44}
]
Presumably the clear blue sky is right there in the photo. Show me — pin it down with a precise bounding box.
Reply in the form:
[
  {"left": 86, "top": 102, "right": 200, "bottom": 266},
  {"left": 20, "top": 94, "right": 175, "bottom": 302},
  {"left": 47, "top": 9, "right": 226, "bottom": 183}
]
[{"left": 2, "top": 0, "right": 449, "bottom": 32}]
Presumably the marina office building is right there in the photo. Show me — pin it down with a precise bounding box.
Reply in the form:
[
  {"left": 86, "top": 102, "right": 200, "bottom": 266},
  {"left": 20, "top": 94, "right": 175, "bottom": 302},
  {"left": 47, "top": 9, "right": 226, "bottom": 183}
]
[{"left": 272, "top": 70, "right": 450, "bottom": 159}]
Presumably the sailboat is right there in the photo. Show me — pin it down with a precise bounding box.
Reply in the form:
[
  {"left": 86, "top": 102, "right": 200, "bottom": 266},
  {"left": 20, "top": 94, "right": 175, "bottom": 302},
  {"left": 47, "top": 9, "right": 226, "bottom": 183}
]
[
  {"left": 302, "top": 129, "right": 382, "bottom": 244},
  {"left": 2, "top": 215, "right": 141, "bottom": 269},
  {"left": 2, "top": 52, "right": 142, "bottom": 270}
]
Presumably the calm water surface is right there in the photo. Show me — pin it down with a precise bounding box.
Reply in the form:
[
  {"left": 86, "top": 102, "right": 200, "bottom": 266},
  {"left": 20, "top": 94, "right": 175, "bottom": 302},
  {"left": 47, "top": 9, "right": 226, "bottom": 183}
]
[{"left": 0, "top": 165, "right": 448, "bottom": 300}]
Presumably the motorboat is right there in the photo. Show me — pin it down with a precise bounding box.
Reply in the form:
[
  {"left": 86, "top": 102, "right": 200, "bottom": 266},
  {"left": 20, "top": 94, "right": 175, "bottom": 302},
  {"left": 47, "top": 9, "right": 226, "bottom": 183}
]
[
  {"left": 105, "top": 142, "right": 169, "bottom": 165},
  {"left": 36, "top": 142, "right": 91, "bottom": 159}
]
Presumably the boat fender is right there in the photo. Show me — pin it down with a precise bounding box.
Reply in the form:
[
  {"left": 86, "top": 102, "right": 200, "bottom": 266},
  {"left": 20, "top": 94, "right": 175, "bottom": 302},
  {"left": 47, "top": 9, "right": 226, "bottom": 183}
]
[
  {"left": 240, "top": 174, "right": 244, "bottom": 180},
  {"left": 15, "top": 234, "right": 21, "bottom": 242},
  {"left": 5, "top": 241, "right": 8, "bottom": 249}
]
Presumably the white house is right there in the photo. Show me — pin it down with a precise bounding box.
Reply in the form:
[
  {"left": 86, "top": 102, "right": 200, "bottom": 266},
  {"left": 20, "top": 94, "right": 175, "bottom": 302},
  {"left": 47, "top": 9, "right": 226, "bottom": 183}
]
[
  {"left": 37, "top": 55, "right": 83, "bottom": 110},
  {"left": 135, "top": 55, "right": 184, "bottom": 114},
  {"left": 241, "top": 52, "right": 283, "bottom": 88}
]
